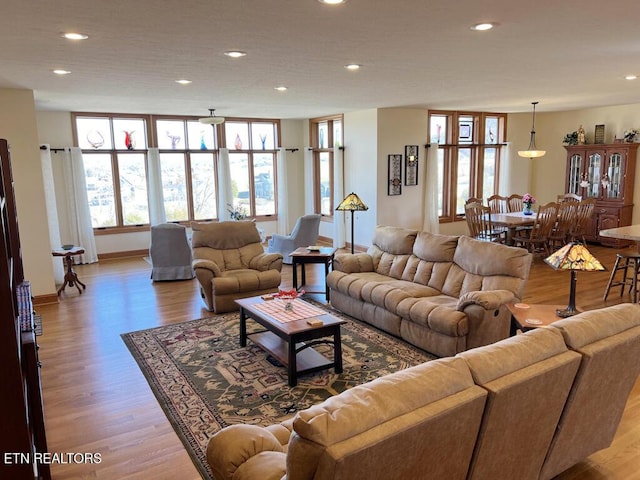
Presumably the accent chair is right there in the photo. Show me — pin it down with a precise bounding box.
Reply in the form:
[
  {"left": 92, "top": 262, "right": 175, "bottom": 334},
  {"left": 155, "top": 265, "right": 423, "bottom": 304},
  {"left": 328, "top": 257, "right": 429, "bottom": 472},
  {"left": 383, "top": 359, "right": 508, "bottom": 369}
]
[
  {"left": 149, "top": 223, "right": 195, "bottom": 281},
  {"left": 267, "top": 214, "right": 321, "bottom": 264}
]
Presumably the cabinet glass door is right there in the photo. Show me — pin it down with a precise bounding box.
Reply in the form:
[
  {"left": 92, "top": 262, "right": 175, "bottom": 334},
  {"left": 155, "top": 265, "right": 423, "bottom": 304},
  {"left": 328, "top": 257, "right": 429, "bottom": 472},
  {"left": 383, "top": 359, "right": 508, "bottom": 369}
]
[
  {"left": 567, "top": 154, "right": 583, "bottom": 194},
  {"left": 586, "top": 152, "right": 602, "bottom": 198},
  {"left": 606, "top": 152, "right": 623, "bottom": 199}
]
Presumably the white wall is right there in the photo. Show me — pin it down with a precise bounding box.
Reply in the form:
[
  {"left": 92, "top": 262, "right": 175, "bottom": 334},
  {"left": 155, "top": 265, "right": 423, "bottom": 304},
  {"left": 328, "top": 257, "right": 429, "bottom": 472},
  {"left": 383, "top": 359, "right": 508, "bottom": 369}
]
[
  {"left": 343, "top": 109, "right": 378, "bottom": 249},
  {"left": 0, "top": 89, "right": 55, "bottom": 297}
]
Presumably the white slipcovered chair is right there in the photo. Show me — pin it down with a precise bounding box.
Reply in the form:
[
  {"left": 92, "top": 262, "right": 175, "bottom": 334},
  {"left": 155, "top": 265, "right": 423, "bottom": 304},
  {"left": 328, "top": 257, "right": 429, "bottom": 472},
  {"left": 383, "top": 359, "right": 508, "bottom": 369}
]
[
  {"left": 266, "top": 214, "right": 321, "bottom": 264},
  {"left": 149, "top": 223, "right": 195, "bottom": 281}
]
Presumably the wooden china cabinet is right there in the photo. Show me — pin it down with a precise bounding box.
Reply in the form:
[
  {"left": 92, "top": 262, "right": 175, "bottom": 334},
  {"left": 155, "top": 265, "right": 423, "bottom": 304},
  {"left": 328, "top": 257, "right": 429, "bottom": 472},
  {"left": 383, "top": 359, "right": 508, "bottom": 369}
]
[
  {"left": 564, "top": 143, "right": 638, "bottom": 247},
  {"left": 0, "top": 139, "right": 50, "bottom": 479}
]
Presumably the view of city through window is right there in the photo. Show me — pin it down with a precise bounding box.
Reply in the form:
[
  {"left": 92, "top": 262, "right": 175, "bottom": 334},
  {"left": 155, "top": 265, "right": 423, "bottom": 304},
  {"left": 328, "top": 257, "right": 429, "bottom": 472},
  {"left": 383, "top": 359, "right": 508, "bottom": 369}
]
[{"left": 73, "top": 114, "right": 280, "bottom": 229}]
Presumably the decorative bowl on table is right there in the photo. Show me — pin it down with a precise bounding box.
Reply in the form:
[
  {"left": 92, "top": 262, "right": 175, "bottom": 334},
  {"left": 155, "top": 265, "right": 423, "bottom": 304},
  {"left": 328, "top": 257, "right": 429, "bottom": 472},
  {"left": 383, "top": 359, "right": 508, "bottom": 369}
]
[
  {"left": 274, "top": 288, "right": 304, "bottom": 311},
  {"left": 61, "top": 244, "right": 74, "bottom": 250},
  {"left": 307, "top": 245, "right": 321, "bottom": 251}
]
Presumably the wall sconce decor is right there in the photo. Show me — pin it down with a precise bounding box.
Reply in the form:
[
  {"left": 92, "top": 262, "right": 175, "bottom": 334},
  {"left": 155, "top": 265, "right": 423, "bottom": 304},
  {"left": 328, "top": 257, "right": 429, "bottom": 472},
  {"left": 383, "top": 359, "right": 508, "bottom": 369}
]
[
  {"left": 388, "top": 154, "right": 402, "bottom": 195},
  {"left": 404, "top": 145, "right": 418, "bottom": 186}
]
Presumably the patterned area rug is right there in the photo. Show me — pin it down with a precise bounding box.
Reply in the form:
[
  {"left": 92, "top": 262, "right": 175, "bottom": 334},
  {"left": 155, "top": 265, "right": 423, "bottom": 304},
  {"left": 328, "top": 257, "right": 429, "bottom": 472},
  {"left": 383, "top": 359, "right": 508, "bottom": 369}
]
[{"left": 122, "top": 303, "right": 435, "bottom": 479}]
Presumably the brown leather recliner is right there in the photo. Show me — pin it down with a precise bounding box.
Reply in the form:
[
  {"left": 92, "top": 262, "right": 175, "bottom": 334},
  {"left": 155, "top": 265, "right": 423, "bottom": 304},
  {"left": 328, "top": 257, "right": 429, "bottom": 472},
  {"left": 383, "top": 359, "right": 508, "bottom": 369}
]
[{"left": 191, "top": 221, "right": 283, "bottom": 312}]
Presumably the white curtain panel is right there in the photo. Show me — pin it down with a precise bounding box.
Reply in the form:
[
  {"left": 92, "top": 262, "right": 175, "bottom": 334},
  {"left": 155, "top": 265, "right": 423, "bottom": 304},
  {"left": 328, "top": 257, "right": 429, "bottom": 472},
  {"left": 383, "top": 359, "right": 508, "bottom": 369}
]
[
  {"left": 303, "top": 147, "right": 314, "bottom": 214},
  {"left": 217, "top": 148, "right": 233, "bottom": 221},
  {"left": 333, "top": 146, "right": 346, "bottom": 248},
  {"left": 276, "top": 147, "right": 290, "bottom": 234},
  {"left": 64, "top": 148, "right": 98, "bottom": 264},
  {"left": 422, "top": 143, "right": 440, "bottom": 233},
  {"left": 499, "top": 142, "right": 512, "bottom": 195},
  {"left": 147, "top": 148, "right": 166, "bottom": 225},
  {"left": 40, "top": 146, "right": 64, "bottom": 284}
]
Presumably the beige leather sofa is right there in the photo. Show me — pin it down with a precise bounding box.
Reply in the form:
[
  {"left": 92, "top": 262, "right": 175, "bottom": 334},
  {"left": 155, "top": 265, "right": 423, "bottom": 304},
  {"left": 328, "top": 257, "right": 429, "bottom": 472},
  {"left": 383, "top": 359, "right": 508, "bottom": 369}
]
[
  {"left": 191, "top": 221, "right": 283, "bottom": 313},
  {"left": 206, "top": 303, "right": 640, "bottom": 480},
  {"left": 327, "top": 226, "right": 533, "bottom": 357}
]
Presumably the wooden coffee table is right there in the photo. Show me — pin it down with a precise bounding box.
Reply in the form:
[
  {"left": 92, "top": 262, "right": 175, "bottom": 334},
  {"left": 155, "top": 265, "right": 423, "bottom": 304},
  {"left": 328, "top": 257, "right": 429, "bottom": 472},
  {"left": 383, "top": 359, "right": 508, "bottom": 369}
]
[
  {"left": 508, "top": 303, "right": 566, "bottom": 335},
  {"left": 236, "top": 295, "right": 346, "bottom": 386}
]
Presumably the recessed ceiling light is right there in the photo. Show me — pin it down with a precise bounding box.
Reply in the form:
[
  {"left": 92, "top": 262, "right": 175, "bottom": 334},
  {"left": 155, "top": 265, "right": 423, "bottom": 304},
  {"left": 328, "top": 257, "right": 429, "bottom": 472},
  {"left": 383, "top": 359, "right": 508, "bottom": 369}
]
[
  {"left": 61, "top": 32, "right": 89, "bottom": 40},
  {"left": 318, "top": 0, "right": 347, "bottom": 4},
  {"left": 175, "top": 79, "right": 192, "bottom": 84},
  {"left": 344, "top": 64, "right": 361, "bottom": 71},
  {"left": 625, "top": 75, "right": 637, "bottom": 80},
  {"left": 471, "top": 23, "right": 495, "bottom": 31},
  {"left": 274, "top": 86, "right": 288, "bottom": 91},
  {"left": 224, "top": 51, "right": 247, "bottom": 58},
  {"left": 52, "top": 69, "right": 71, "bottom": 75}
]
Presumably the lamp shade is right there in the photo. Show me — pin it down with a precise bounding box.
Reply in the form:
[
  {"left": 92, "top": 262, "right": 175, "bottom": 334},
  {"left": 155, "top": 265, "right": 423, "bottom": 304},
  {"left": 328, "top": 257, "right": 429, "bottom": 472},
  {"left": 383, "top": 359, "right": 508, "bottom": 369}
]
[
  {"left": 544, "top": 242, "right": 605, "bottom": 272},
  {"left": 199, "top": 109, "right": 225, "bottom": 125},
  {"left": 336, "top": 192, "right": 368, "bottom": 211}
]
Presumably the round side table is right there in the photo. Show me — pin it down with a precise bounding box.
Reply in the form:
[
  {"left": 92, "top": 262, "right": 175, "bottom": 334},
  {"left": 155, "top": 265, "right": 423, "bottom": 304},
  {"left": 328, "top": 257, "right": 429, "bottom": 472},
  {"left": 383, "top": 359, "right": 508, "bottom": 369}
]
[{"left": 52, "top": 246, "right": 86, "bottom": 295}]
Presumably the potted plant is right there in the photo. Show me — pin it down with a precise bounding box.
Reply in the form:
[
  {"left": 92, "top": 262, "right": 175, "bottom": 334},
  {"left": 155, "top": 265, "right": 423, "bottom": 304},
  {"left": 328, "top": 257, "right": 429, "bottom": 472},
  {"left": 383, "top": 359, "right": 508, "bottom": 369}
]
[{"left": 563, "top": 131, "right": 579, "bottom": 146}]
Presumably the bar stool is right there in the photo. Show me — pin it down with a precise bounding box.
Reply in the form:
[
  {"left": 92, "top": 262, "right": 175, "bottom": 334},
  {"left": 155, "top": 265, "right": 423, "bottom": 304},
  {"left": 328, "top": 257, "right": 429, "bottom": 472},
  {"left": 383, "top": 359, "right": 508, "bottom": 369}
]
[{"left": 603, "top": 252, "right": 640, "bottom": 303}]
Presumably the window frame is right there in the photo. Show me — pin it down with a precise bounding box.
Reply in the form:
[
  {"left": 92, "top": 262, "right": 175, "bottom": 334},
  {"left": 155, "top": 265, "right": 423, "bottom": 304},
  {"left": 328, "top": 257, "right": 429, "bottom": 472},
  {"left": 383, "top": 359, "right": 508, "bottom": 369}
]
[
  {"left": 309, "top": 114, "right": 343, "bottom": 220},
  {"left": 428, "top": 110, "right": 507, "bottom": 223}
]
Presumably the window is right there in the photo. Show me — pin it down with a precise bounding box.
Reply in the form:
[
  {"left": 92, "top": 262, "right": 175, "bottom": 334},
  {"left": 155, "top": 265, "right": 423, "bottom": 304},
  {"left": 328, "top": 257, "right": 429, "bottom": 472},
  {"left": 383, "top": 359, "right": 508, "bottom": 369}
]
[
  {"left": 224, "top": 120, "right": 279, "bottom": 218},
  {"left": 428, "top": 111, "right": 506, "bottom": 222},
  {"left": 74, "top": 113, "right": 280, "bottom": 231},
  {"left": 310, "top": 115, "right": 343, "bottom": 217},
  {"left": 156, "top": 117, "right": 218, "bottom": 222},
  {"left": 74, "top": 114, "right": 151, "bottom": 229}
]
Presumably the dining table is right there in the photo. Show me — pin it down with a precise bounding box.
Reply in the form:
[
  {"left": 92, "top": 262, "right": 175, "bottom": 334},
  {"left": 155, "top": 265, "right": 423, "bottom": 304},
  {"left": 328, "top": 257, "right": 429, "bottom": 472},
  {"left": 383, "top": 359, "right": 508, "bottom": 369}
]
[
  {"left": 490, "top": 211, "right": 536, "bottom": 245},
  {"left": 599, "top": 224, "right": 640, "bottom": 252}
]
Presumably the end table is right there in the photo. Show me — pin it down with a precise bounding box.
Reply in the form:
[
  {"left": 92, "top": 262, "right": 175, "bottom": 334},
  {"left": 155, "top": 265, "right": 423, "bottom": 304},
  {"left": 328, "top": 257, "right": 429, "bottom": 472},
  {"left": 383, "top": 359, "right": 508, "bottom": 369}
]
[
  {"left": 290, "top": 247, "right": 337, "bottom": 301},
  {"left": 508, "top": 303, "right": 565, "bottom": 335},
  {"left": 52, "top": 246, "right": 86, "bottom": 295}
]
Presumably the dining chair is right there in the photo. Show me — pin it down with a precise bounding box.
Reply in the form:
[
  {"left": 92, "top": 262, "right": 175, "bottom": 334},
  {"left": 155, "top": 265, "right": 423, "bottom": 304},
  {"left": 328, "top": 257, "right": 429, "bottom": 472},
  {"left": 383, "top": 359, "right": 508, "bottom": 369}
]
[
  {"left": 513, "top": 202, "right": 559, "bottom": 257},
  {"left": 464, "top": 202, "right": 505, "bottom": 243},
  {"left": 487, "top": 194, "right": 509, "bottom": 214},
  {"left": 548, "top": 201, "right": 578, "bottom": 250},
  {"left": 568, "top": 198, "right": 596, "bottom": 244},
  {"left": 557, "top": 193, "right": 582, "bottom": 203},
  {"left": 507, "top": 194, "right": 524, "bottom": 213}
]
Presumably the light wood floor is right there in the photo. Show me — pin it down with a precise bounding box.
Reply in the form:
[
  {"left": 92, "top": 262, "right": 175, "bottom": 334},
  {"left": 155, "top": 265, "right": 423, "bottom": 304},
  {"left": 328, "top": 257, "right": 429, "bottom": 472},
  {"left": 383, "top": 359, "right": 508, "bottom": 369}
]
[{"left": 36, "top": 244, "right": 640, "bottom": 479}]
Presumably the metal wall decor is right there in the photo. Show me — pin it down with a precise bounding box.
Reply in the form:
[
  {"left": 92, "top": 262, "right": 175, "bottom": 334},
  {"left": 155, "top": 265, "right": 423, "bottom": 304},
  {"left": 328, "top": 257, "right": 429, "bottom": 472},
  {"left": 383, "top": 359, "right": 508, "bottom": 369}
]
[
  {"left": 388, "top": 154, "right": 402, "bottom": 195},
  {"left": 404, "top": 145, "right": 418, "bottom": 186}
]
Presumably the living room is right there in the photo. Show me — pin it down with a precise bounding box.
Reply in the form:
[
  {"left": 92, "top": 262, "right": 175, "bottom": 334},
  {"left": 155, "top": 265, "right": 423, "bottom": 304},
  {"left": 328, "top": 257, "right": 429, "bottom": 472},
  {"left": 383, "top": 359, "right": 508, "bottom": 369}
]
[{"left": 2, "top": 1, "right": 640, "bottom": 479}]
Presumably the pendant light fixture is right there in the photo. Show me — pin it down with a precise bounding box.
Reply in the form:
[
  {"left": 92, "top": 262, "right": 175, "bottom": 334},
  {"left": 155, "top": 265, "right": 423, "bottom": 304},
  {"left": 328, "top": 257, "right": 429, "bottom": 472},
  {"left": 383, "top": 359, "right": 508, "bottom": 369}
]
[
  {"left": 199, "top": 108, "right": 225, "bottom": 125},
  {"left": 518, "top": 101, "right": 546, "bottom": 159}
]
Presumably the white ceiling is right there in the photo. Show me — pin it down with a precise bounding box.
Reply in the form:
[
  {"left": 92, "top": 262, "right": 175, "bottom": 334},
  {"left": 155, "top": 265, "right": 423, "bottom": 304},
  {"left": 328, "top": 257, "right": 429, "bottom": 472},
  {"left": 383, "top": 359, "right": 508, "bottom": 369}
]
[{"left": 1, "top": 0, "right": 639, "bottom": 119}]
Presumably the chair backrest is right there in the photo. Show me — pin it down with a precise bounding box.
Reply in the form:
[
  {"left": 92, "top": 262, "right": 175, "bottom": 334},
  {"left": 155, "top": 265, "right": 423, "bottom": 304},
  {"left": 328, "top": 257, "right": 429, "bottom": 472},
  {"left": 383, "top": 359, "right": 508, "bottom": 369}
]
[
  {"left": 465, "top": 197, "right": 483, "bottom": 206},
  {"left": 569, "top": 198, "right": 596, "bottom": 240},
  {"left": 528, "top": 202, "right": 559, "bottom": 240},
  {"left": 540, "top": 304, "right": 640, "bottom": 480},
  {"left": 551, "top": 201, "right": 577, "bottom": 239},
  {"left": 150, "top": 223, "right": 191, "bottom": 265},
  {"left": 507, "top": 194, "right": 523, "bottom": 212},
  {"left": 486, "top": 194, "right": 508, "bottom": 214},
  {"left": 465, "top": 202, "right": 495, "bottom": 241},
  {"left": 557, "top": 193, "right": 582, "bottom": 203},
  {"left": 191, "top": 221, "right": 264, "bottom": 270},
  {"left": 288, "top": 214, "right": 321, "bottom": 245},
  {"left": 459, "top": 327, "right": 581, "bottom": 480}
]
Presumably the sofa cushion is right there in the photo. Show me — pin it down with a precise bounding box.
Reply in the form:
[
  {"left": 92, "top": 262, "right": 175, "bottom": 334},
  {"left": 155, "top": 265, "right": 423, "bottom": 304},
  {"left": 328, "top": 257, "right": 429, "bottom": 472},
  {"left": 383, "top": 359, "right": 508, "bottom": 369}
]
[{"left": 370, "top": 225, "right": 418, "bottom": 255}]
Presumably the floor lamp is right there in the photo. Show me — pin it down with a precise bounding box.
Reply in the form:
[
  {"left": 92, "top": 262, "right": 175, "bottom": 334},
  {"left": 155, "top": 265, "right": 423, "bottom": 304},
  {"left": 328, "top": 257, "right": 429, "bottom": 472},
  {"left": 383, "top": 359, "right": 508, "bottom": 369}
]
[
  {"left": 336, "top": 192, "right": 368, "bottom": 254},
  {"left": 544, "top": 242, "right": 606, "bottom": 317}
]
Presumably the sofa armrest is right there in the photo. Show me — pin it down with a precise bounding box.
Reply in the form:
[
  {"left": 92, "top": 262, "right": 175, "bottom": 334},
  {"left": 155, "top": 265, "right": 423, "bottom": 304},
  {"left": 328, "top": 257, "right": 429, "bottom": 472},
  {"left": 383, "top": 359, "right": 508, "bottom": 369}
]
[
  {"left": 249, "top": 252, "right": 284, "bottom": 272},
  {"left": 456, "top": 289, "right": 517, "bottom": 311},
  {"left": 206, "top": 424, "right": 287, "bottom": 480},
  {"left": 192, "top": 258, "right": 222, "bottom": 277},
  {"left": 333, "top": 253, "right": 374, "bottom": 273}
]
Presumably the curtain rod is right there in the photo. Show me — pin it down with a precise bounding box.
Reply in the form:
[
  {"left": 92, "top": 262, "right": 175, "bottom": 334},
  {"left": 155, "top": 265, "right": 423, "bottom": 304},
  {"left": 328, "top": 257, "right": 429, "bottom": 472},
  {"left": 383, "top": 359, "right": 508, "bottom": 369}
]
[{"left": 40, "top": 145, "right": 66, "bottom": 153}]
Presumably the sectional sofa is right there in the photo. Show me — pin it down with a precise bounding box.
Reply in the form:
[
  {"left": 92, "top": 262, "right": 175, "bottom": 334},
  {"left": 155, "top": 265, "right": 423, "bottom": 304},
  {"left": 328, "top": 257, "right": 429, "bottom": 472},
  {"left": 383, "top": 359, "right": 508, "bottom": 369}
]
[
  {"left": 327, "top": 226, "right": 533, "bottom": 357},
  {"left": 206, "top": 303, "right": 640, "bottom": 480}
]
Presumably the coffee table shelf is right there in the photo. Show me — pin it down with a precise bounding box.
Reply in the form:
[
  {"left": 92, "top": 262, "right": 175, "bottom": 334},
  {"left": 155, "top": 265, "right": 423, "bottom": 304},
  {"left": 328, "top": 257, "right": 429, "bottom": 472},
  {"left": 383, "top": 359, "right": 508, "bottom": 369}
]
[{"left": 248, "top": 331, "right": 335, "bottom": 375}]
